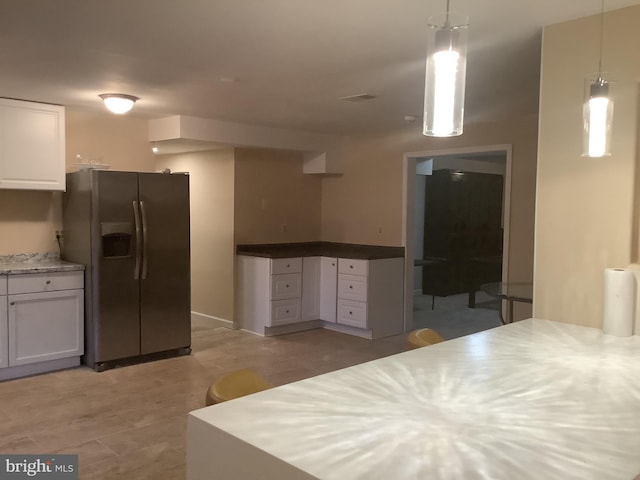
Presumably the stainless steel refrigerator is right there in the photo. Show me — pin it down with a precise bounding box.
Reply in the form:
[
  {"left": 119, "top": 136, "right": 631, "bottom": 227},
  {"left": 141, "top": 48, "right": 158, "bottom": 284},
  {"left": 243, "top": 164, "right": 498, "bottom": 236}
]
[{"left": 62, "top": 170, "right": 191, "bottom": 371}]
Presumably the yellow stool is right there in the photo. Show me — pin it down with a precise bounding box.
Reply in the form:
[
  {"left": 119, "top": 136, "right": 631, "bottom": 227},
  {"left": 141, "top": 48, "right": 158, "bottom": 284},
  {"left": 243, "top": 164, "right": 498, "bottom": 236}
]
[
  {"left": 205, "top": 369, "right": 272, "bottom": 406},
  {"left": 407, "top": 328, "right": 444, "bottom": 350}
]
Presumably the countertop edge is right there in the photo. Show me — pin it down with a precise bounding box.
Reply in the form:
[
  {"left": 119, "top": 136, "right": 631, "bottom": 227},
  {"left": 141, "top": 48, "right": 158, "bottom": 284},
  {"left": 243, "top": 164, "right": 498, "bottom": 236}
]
[
  {"left": 236, "top": 242, "right": 405, "bottom": 260},
  {"left": 0, "top": 262, "right": 85, "bottom": 275}
]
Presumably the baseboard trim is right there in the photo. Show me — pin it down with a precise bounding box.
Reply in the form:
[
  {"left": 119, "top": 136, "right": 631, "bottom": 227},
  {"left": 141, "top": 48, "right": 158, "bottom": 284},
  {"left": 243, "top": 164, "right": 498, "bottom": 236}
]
[
  {"left": 265, "top": 320, "right": 323, "bottom": 336},
  {"left": 0, "top": 357, "right": 81, "bottom": 381},
  {"left": 322, "top": 322, "right": 372, "bottom": 339},
  {"left": 191, "top": 311, "right": 234, "bottom": 329}
]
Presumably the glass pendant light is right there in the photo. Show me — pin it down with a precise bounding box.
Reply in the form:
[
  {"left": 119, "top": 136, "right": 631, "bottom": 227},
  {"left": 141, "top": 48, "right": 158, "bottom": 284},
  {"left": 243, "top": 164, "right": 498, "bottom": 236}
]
[
  {"left": 583, "top": 0, "right": 613, "bottom": 157},
  {"left": 423, "top": 0, "right": 468, "bottom": 137}
]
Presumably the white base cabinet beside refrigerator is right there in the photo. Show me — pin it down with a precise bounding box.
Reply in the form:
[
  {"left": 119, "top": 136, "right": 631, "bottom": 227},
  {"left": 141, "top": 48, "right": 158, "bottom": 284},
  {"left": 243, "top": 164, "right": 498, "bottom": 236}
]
[{"left": 0, "top": 271, "right": 84, "bottom": 381}]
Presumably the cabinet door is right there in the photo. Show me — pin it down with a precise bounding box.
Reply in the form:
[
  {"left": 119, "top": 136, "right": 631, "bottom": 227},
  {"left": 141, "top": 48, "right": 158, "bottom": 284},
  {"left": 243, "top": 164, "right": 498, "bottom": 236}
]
[
  {"left": 138, "top": 173, "right": 191, "bottom": 355},
  {"left": 0, "top": 99, "right": 65, "bottom": 191},
  {"left": 320, "top": 257, "right": 337, "bottom": 322},
  {"left": 0, "top": 296, "right": 7, "bottom": 368},
  {"left": 8, "top": 289, "right": 84, "bottom": 366},
  {"left": 302, "top": 257, "right": 321, "bottom": 321}
]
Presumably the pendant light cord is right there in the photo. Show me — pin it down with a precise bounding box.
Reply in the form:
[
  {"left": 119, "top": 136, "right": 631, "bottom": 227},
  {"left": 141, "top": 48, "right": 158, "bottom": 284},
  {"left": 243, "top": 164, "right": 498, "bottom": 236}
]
[
  {"left": 445, "top": 0, "right": 451, "bottom": 27},
  {"left": 598, "top": 0, "right": 604, "bottom": 76}
]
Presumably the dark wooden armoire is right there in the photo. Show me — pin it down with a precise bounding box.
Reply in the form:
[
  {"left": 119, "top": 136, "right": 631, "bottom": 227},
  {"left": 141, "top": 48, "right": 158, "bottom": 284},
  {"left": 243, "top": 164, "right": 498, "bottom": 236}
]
[{"left": 421, "top": 169, "right": 503, "bottom": 299}]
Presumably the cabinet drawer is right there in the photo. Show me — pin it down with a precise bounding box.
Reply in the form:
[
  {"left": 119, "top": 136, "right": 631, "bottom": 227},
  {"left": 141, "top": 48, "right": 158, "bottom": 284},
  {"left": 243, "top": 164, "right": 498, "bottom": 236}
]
[
  {"left": 338, "top": 259, "right": 368, "bottom": 276},
  {"left": 271, "top": 258, "right": 302, "bottom": 275},
  {"left": 0, "top": 275, "right": 6, "bottom": 295},
  {"left": 337, "top": 274, "right": 367, "bottom": 302},
  {"left": 8, "top": 271, "right": 84, "bottom": 295},
  {"left": 269, "top": 299, "right": 301, "bottom": 326},
  {"left": 337, "top": 300, "right": 367, "bottom": 329},
  {"left": 271, "top": 273, "right": 302, "bottom": 300}
]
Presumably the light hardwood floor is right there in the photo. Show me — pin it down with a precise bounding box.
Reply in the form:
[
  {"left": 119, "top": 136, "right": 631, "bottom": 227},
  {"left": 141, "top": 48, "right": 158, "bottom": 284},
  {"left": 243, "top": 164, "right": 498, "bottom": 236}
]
[{"left": 0, "top": 324, "right": 407, "bottom": 479}]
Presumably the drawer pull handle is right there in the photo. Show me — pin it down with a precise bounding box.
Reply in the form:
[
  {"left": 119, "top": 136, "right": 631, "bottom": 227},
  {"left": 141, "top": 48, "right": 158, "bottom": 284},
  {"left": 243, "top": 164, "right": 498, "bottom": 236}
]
[
  {"left": 349, "top": 285, "right": 353, "bottom": 289},
  {"left": 332, "top": 263, "right": 335, "bottom": 266},
  {"left": 286, "top": 284, "right": 290, "bottom": 288},
  {"left": 10, "top": 302, "right": 14, "bottom": 306},
  {"left": 286, "top": 309, "right": 290, "bottom": 314},
  {"left": 349, "top": 265, "right": 353, "bottom": 269},
  {"left": 46, "top": 280, "right": 51, "bottom": 284},
  {"left": 287, "top": 264, "right": 290, "bottom": 268},
  {"left": 349, "top": 311, "right": 353, "bottom": 315}
]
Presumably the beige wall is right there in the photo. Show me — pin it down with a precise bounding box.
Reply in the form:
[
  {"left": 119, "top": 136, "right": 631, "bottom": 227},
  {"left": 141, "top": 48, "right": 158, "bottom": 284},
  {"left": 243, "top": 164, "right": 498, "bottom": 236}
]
[
  {"left": 534, "top": 6, "right": 640, "bottom": 328},
  {"left": 65, "top": 109, "right": 155, "bottom": 172},
  {"left": 156, "top": 149, "right": 236, "bottom": 323},
  {"left": 0, "top": 109, "right": 155, "bottom": 256},
  {"left": 0, "top": 190, "right": 61, "bottom": 255},
  {"left": 322, "top": 115, "right": 539, "bottom": 319},
  {"left": 234, "top": 148, "right": 322, "bottom": 244},
  {"left": 155, "top": 147, "right": 322, "bottom": 324}
]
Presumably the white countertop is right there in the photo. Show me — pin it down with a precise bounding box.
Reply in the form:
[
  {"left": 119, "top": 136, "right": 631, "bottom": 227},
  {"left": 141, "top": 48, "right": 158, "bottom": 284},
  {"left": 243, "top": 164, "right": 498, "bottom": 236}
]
[{"left": 188, "top": 319, "right": 640, "bottom": 480}]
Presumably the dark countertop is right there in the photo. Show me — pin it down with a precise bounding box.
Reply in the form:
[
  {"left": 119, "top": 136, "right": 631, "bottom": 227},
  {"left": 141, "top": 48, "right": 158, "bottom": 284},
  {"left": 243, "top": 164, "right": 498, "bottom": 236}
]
[{"left": 236, "top": 242, "right": 405, "bottom": 260}]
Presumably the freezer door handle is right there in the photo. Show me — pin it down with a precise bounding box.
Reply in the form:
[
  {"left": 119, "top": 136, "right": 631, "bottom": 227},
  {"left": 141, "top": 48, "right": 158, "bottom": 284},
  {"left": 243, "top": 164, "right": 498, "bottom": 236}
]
[
  {"left": 140, "top": 200, "right": 149, "bottom": 280},
  {"left": 133, "top": 200, "right": 142, "bottom": 280}
]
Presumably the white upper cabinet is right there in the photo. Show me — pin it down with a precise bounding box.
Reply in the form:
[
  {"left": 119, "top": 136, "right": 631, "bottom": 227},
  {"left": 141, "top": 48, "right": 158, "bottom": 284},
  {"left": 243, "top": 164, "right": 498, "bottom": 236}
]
[{"left": 0, "top": 98, "right": 65, "bottom": 191}]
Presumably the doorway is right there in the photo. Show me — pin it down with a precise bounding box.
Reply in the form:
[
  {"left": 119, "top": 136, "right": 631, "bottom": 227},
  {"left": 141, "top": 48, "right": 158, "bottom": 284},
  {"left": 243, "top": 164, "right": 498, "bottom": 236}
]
[{"left": 402, "top": 145, "right": 512, "bottom": 337}]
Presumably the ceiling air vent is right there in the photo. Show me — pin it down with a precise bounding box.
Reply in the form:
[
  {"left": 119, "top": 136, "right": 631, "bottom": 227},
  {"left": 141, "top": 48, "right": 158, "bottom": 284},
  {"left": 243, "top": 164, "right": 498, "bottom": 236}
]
[{"left": 340, "top": 93, "right": 377, "bottom": 102}]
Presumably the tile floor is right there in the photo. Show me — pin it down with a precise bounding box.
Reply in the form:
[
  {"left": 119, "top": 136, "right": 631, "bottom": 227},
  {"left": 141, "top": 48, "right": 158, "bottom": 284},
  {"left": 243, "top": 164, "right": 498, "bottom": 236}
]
[
  {"left": 0, "top": 324, "right": 408, "bottom": 479},
  {"left": 0, "top": 292, "right": 500, "bottom": 479},
  {"left": 412, "top": 291, "right": 502, "bottom": 340}
]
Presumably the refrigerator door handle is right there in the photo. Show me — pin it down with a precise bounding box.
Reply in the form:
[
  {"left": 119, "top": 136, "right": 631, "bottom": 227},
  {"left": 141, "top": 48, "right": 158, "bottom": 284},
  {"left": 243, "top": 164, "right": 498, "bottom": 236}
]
[
  {"left": 140, "top": 200, "right": 149, "bottom": 280},
  {"left": 133, "top": 200, "right": 142, "bottom": 280}
]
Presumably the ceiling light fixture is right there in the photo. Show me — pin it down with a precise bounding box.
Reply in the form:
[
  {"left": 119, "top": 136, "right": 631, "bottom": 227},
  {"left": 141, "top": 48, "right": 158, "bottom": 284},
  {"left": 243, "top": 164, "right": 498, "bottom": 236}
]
[
  {"left": 423, "top": 0, "right": 468, "bottom": 137},
  {"left": 582, "top": 0, "right": 613, "bottom": 157},
  {"left": 99, "top": 93, "right": 139, "bottom": 115}
]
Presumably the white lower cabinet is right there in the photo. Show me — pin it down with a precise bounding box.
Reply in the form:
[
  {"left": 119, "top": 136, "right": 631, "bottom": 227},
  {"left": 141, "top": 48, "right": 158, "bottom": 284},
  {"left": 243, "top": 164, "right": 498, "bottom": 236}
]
[
  {"left": 238, "top": 254, "right": 403, "bottom": 338},
  {"left": 8, "top": 289, "right": 84, "bottom": 366},
  {"left": 334, "top": 258, "right": 404, "bottom": 338},
  {"left": 0, "top": 271, "right": 84, "bottom": 379},
  {"left": 302, "top": 257, "right": 321, "bottom": 321},
  {"left": 237, "top": 256, "right": 304, "bottom": 334},
  {"left": 319, "top": 257, "right": 338, "bottom": 322}
]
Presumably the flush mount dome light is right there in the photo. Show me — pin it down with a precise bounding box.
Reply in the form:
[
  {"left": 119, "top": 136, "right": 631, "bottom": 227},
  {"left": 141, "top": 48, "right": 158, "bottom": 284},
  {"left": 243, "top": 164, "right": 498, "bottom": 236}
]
[{"left": 99, "top": 93, "right": 139, "bottom": 114}]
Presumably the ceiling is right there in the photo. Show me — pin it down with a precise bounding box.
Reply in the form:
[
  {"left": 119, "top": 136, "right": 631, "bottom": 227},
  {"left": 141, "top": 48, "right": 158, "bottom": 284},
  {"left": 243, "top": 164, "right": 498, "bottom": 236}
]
[{"left": 1, "top": 0, "right": 638, "bottom": 135}]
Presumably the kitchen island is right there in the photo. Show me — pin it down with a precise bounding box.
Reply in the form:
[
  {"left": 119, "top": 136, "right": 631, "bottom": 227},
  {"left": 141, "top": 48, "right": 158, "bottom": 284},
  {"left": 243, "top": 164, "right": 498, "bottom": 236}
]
[{"left": 188, "top": 319, "right": 640, "bottom": 479}]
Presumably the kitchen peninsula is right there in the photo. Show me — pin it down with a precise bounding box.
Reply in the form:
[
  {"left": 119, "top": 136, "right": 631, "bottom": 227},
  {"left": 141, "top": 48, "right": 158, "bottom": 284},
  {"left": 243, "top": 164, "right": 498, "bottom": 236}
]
[
  {"left": 236, "top": 242, "right": 405, "bottom": 339},
  {"left": 188, "top": 319, "right": 640, "bottom": 479}
]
